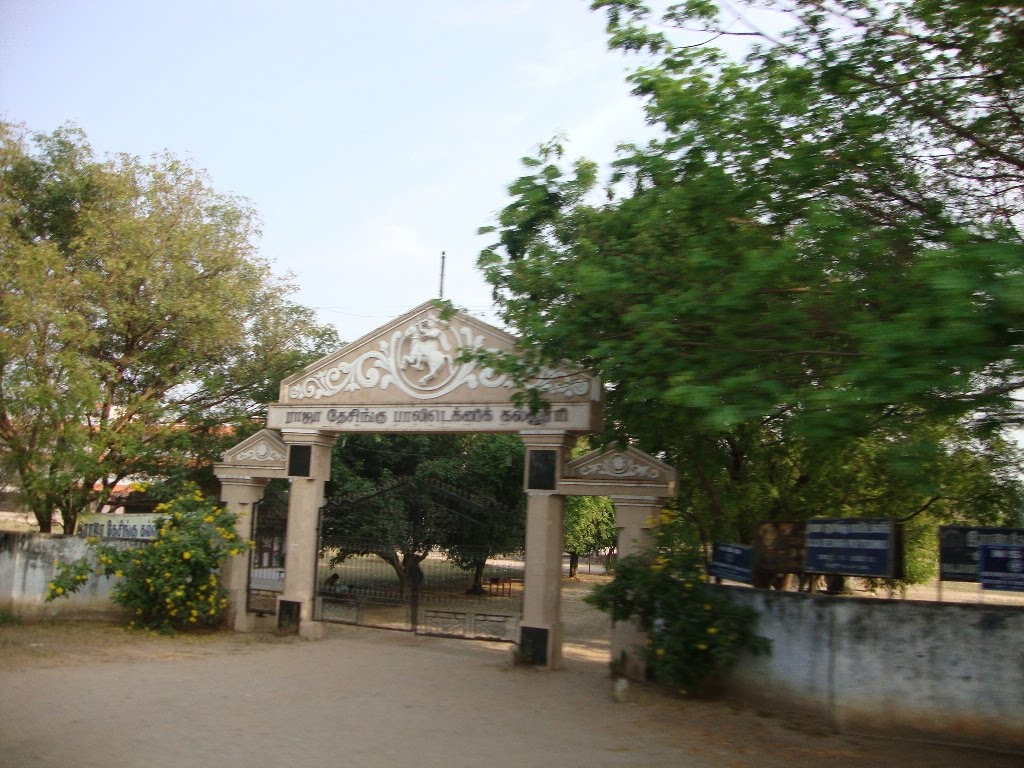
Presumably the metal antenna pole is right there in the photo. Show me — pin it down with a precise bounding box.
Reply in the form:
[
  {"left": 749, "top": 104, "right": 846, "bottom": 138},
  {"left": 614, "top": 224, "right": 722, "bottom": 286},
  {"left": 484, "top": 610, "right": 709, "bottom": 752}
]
[{"left": 439, "top": 250, "right": 446, "bottom": 298}]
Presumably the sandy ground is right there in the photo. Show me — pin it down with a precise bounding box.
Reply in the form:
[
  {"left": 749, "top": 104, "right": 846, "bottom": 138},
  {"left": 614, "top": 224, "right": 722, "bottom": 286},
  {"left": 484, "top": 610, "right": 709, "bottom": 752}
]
[{"left": 1, "top": 575, "right": 1021, "bottom": 768}]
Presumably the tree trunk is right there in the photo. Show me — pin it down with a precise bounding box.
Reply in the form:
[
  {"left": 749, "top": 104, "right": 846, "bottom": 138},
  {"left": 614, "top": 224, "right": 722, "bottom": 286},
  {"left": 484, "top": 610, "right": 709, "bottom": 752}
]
[
  {"left": 466, "top": 559, "right": 487, "bottom": 595},
  {"left": 568, "top": 551, "right": 579, "bottom": 578},
  {"left": 377, "top": 550, "right": 408, "bottom": 596},
  {"left": 403, "top": 552, "right": 426, "bottom": 588},
  {"left": 35, "top": 511, "right": 53, "bottom": 534}
]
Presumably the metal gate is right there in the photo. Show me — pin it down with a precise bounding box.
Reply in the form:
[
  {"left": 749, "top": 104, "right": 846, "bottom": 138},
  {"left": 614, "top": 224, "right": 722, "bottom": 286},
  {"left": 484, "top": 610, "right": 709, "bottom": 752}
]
[
  {"left": 247, "top": 480, "right": 288, "bottom": 616},
  {"left": 313, "top": 481, "right": 524, "bottom": 641}
]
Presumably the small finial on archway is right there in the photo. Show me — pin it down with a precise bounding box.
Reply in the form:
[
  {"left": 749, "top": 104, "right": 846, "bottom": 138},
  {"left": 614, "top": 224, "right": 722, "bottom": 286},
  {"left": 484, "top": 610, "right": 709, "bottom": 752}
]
[{"left": 439, "top": 250, "right": 447, "bottom": 299}]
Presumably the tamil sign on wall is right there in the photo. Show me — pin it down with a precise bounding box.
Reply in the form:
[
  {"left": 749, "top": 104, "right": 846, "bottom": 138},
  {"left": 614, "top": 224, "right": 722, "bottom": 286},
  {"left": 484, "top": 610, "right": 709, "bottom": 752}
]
[{"left": 76, "top": 513, "right": 160, "bottom": 541}]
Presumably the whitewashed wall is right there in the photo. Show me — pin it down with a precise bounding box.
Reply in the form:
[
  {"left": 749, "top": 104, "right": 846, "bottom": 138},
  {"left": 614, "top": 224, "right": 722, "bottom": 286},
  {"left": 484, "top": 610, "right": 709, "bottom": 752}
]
[
  {"left": 0, "top": 533, "right": 127, "bottom": 620},
  {"left": 722, "top": 586, "right": 1024, "bottom": 751}
]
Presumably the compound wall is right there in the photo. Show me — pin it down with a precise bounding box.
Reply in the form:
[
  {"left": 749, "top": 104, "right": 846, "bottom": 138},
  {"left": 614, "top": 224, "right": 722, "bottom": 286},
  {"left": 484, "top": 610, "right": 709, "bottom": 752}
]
[
  {"left": 0, "top": 533, "right": 125, "bottom": 620},
  {"left": 722, "top": 586, "right": 1024, "bottom": 750}
]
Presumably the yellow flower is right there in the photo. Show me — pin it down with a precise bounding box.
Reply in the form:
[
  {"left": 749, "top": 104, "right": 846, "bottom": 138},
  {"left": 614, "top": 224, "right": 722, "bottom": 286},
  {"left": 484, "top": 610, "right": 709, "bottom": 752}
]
[
  {"left": 55, "top": 587, "right": 64, "bottom": 595},
  {"left": 114, "top": 570, "right": 123, "bottom": 578},
  {"left": 182, "top": 552, "right": 191, "bottom": 560},
  {"left": 203, "top": 515, "right": 214, "bottom": 524},
  {"left": 706, "top": 627, "right": 718, "bottom": 635},
  {"left": 684, "top": 582, "right": 694, "bottom": 590},
  {"left": 697, "top": 643, "right": 708, "bottom": 651},
  {"left": 656, "top": 648, "right": 665, "bottom": 657},
  {"left": 703, "top": 604, "right": 712, "bottom": 611}
]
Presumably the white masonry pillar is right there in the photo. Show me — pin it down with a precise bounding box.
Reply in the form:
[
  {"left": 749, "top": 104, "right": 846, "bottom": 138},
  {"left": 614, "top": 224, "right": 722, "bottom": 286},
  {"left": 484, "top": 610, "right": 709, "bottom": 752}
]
[
  {"left": 610, "top": 495, "right": 662, "bottom": 679},
  {"left": 280, "top": 431, "right": 336, "bottom": 639},
  {"left": 519, "top": 431, "right": 572, "bottom": 668},
  {"left": 218, "top": 477, "right": 268, "bottom": 632}
]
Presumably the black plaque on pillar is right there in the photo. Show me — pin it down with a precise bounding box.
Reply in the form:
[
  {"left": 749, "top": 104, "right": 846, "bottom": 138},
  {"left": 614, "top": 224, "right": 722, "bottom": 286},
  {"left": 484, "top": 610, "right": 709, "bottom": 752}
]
[
  {"left": 288, "top": 445, "right": 312, "bottom": 478},
  {"left": 519, "top": 626, "right": 549, "bottom": 666},
  {"left": 278, "top": 600, "right": 300, "bottom": 634},
  {"left": 527, "top": 449, "right": 557, "bottom": 490}
]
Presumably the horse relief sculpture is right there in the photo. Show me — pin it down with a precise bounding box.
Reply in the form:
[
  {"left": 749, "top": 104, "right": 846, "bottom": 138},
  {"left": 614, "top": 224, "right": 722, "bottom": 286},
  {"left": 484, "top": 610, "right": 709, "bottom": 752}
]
[{"left": 401, "top": 316, "right": 454, "bottom": 387}]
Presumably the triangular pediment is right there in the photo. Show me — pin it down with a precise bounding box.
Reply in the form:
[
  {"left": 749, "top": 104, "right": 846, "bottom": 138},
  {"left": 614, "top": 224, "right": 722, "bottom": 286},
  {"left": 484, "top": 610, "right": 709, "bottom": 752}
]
[
  {"left": 278, "top": 301, "right": 598, "bottom": 408},
  {"left": 566, "top": 444, "right": 675, "bottom": 482},
  {"left": 220, "top": 429, "right": 288, "bottom": 470}
]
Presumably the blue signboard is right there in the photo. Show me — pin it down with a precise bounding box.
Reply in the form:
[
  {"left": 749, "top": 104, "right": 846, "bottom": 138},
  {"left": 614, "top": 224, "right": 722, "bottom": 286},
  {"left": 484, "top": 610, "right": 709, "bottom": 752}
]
[
  {"left": 709, "top": 543, "right": 753, "bottom": 584},
  {"left": 803, "top": 518, "right": 898, "bottom": 578},
  {"left": 979, "top": 544, "right": 1024, "bottom": 592},
  {"left": 939, "top": 526, "right": 1024, "bottom": 583}
]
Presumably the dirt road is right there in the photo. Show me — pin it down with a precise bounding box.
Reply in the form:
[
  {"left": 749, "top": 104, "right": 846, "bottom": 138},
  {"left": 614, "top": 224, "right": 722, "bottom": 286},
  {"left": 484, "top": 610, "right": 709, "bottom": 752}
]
[{"left": 1, "top": 577, "right": 1020, "bottom": 768}]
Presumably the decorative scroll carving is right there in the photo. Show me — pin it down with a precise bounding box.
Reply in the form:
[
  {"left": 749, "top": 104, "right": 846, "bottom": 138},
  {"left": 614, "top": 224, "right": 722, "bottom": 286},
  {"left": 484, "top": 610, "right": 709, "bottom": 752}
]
[
  {"left": 289, "top": 313, "right": 512, "bottom": 401},
  {"left": 533, "top": 367, "right": 592, "bottom": 398},
  {"left": 577, "top": 452, "right": 662, "bottom": 480},
  {"left": 232, "top": 440, "right": 286, "bottom": 463}
]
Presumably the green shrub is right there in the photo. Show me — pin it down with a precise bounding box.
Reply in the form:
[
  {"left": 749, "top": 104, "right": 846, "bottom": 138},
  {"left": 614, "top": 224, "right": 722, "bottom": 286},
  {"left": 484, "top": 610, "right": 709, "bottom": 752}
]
[
  {"left": 47, "top": 486, "right": 250, "bottom": 631},
  {"left": 587, "top": 542, "right": 769, "bottom": 696}
]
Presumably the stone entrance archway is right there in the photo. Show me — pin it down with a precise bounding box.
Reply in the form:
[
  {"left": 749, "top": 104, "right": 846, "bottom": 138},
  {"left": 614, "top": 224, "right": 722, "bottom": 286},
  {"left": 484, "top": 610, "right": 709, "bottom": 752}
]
[{"left": 214, "top": 301, "right": 675, "bottom": 670}]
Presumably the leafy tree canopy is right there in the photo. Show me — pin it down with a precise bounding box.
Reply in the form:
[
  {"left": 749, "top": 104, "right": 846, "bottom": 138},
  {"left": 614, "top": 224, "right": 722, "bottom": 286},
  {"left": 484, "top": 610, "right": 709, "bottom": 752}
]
[
  {"left": 477, "top": 1, "right": 1024, "bottom": 555},
  {"left": 0, "top": 122, "right": 339, "bottom": 532}
]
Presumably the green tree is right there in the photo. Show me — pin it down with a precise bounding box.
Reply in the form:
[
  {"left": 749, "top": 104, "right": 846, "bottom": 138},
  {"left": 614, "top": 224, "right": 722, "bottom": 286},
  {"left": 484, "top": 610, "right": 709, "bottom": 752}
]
[
  {"left": 321, "top": 434, "right": 525, "bottom": 595},
  {"left": 476, "top": 1, "right": 1024, "bottom": 570},
  {"left": 426, "top": 434, "right": 526, "bottom": 593},
  {"left": 0, "top": 122, "right": 338, "bottom": 533},
  {"left": 564, "top": 493, "right": 617, "bottom": 577}
]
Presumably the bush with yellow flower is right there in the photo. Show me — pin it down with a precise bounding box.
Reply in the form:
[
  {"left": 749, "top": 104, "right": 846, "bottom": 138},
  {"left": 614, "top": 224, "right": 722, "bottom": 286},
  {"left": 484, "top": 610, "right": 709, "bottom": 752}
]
[
  {"left": 586, "top": 511, "right": 769, "bottom": 696},
  {"left": 46, "top": 484, "right": 250, "bottom": 632}
]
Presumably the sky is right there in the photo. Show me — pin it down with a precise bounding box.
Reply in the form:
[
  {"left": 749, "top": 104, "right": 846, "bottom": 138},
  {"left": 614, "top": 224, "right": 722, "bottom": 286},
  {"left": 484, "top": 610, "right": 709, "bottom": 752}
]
[{"left": 0, "top": 0, "right": 658, "bottom": 342}]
